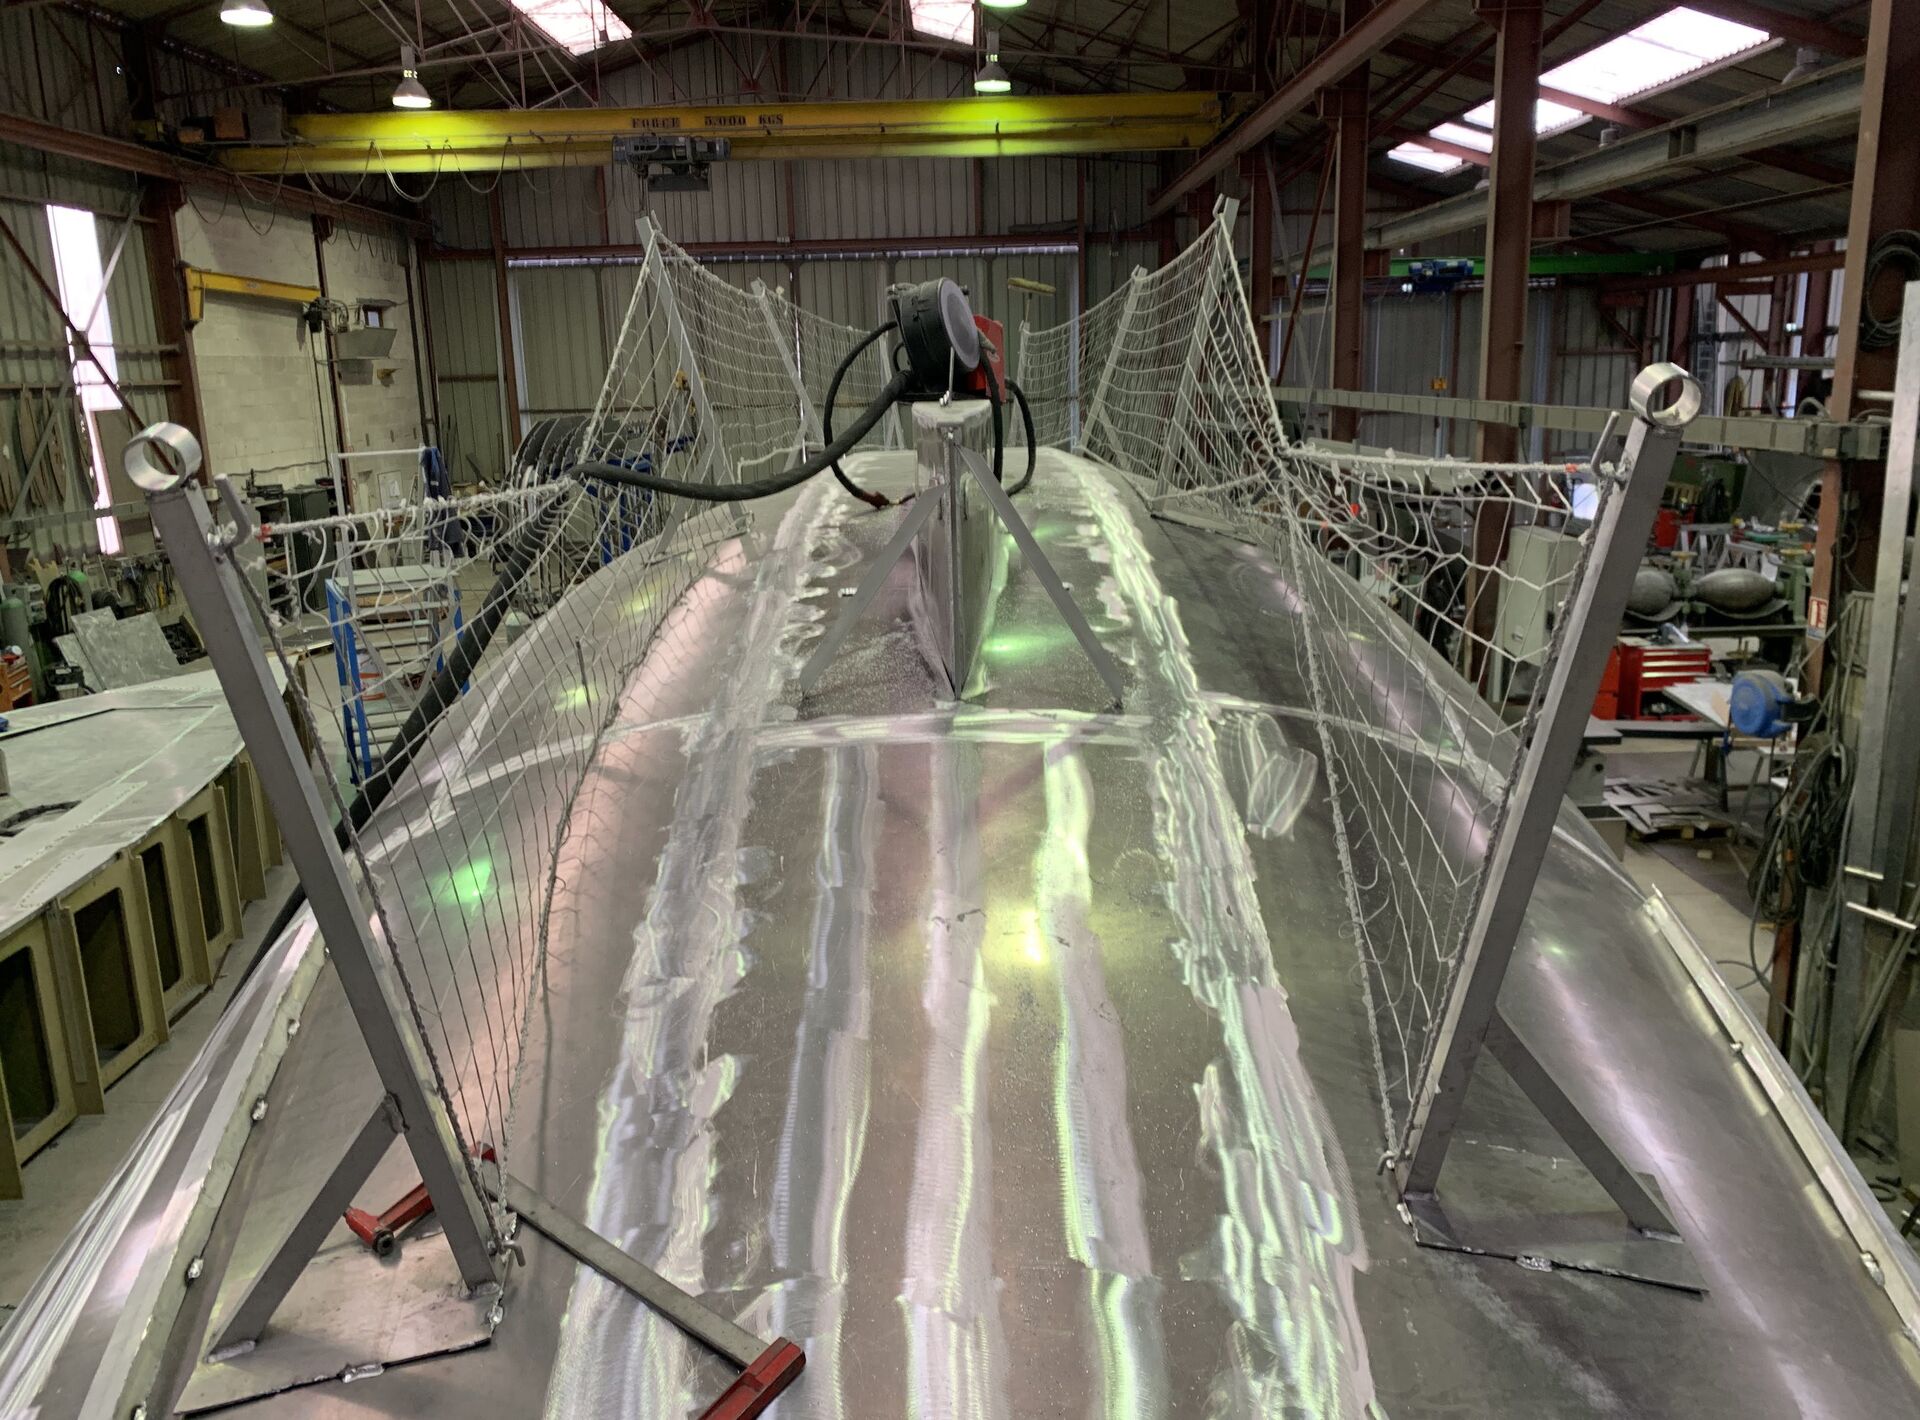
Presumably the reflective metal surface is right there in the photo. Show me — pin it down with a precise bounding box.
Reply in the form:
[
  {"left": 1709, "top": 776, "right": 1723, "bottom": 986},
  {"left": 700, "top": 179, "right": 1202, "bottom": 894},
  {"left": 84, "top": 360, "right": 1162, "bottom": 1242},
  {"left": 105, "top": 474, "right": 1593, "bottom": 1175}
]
[{"left": 14, "top": 450, "right": 1920, "bottom": 1417}]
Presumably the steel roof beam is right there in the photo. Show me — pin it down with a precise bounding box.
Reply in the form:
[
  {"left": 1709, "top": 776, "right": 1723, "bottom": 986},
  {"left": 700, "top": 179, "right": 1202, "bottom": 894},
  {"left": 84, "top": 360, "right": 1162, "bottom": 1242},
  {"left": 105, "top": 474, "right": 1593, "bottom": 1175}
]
[
  {"left": 1148, "top": 0, "right": 1442, "bottom": 220},
  {"left": 1309, "top": 60, "right": 1862, "bottom": 261},
  {"left": 1681, "top": 0, "right": 1865, "bottom": 59}
]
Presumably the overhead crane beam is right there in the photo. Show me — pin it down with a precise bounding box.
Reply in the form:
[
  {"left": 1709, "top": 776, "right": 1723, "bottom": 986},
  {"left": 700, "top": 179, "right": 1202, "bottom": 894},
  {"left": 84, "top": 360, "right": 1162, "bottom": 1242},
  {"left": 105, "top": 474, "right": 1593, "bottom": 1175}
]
[{"left": 209, "top": 94, "right": 1229, "bottom": 174}]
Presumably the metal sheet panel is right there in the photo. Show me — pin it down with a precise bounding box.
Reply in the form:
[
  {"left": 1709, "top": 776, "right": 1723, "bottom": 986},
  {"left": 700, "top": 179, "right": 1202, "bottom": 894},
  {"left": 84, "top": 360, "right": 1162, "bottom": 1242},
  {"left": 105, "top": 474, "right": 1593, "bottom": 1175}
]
[
  {"left": 424, "top": 261, "right": 504, "bottom": 484},
  {"left": 512, "top": 265, "right": 612, "bottom": 420},
  {"left": 1085, "top": 239, "right": 1153, "bottom": 309},
  {"left": 429, "top": 187, "right": 493, "bottom": 253},
  {"left": 797, "top": 260, "right": 890, "bottom": 335},
  {"left": 503, "top": 169, "right": 607, "bottom": 250},
  {"left": 1363, "top": 293, "right": 1456, "bottom": 456},
  {"left": 426, "top": 262, "right": 500, "bottom": 379},
  {"left": 983, "top": 156, "right": 1077, "bottom": 235}
]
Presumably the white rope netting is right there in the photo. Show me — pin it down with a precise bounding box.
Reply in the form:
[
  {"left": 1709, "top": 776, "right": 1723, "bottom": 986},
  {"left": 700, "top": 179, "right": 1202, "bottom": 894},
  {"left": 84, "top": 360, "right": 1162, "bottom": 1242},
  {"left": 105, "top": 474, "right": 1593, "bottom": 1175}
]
[{"left": 1023, "top": 218, "right": 1622, "bottom": 1146}]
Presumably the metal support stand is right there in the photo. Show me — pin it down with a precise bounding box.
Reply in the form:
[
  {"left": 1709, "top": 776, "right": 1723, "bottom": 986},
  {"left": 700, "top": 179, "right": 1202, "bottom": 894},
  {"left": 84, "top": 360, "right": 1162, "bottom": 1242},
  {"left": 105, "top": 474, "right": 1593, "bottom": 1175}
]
[
  {"left": 128, "top": 425, "right": 505, "bottom": 1408},
  {"left": 1154, "top": 197, "right": 1238, "bottom": 500},
  {"left": 1077, "top": 268, "right": 1146, "bottom": 457},
  {"left": 497, "top": 1175, "right": 804, "bottom": 1419},
  {"left": 797, "top": 407, "right": 1124, "bottom": 707},
  {"left": 796, "top": 492, "right": 942, "bottom": 696},
  {"left": 751, "top": 277, "right": 821, "bottom": 450},
  {"left": 639, "top": 217, "right": 746, "bottom": 532},
  {"left": 1392, "top": 366, "right": 1705, "bottom": 1290}
]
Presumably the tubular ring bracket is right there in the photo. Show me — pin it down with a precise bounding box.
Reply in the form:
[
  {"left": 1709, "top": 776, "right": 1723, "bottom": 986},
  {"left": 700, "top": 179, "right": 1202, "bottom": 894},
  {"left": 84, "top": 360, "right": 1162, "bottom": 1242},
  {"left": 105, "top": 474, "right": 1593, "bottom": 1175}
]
[
  {"left": 1629, "top": 363, "right": 1703, "bottom": 429},
  {"left": 124, "top": 422, "right": 203, "bottom": 492}
]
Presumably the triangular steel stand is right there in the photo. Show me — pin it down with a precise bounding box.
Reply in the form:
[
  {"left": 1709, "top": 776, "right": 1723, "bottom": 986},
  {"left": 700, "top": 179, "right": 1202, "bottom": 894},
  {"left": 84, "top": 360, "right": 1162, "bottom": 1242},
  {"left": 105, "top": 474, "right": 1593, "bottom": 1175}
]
[
  {"left": 137, "top": 439, "right": 506, "bottom": 1409},
  {"left": 797, "top": 403, "right": 1124, "bottom": 706},
  {"left": 1391, "top": 372, "right": 1709, "bottom": 1292}
]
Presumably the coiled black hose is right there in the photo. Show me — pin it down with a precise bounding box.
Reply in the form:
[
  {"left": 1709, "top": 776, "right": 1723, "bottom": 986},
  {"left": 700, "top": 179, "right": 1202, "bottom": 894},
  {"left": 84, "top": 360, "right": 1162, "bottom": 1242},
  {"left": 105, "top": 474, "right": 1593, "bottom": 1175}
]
[{"left": 824, "top": 338, "right": 1037, "bottom": 500}]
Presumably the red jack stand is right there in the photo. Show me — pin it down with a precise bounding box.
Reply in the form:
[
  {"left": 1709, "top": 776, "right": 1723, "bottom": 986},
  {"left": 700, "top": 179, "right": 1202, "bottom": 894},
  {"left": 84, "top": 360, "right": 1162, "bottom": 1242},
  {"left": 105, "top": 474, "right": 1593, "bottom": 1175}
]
[
  {"left": 342, "top": 1163, "right": 806, "bottom": 1417},
  {"left": 343, "top": 1145, "right": 495, "bottom": 1257}
]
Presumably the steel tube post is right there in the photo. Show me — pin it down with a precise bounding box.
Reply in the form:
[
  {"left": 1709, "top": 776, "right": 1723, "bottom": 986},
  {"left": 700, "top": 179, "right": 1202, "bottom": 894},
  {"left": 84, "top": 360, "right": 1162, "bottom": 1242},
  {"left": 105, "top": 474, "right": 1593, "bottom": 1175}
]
[
  {"left": 1398, "top": 371, "right": 1695, "bottom": 1202},
  {"left": 751, "top": 278, "right": 819, "bottom": 448},
  {"left": 1464, "top": 0, "right": 1544, "bottom": 687},
  {"left": 1077, "top": 269, "right": 1145, "bottom": 455},
  {"left": 1816, "top": 0, "right": 1920, "bottom": 1114},
  {"left": 1249, "top": 151, "right": 1276, "bottom": 376},
  {"left": 1156, "top": 202, "right": 1238, "bottom": 497},
  {"left": 1328, "top": 1, "right": 1372, "bottom": 445},
  {"left": 640, "top": 219, "right": 738, "bottom": 510},
  {"left": 139, "top": 462, "right": 501, "bottom": 1310},
  {"left": 214, "top": 1099, "right": 403, "bottom": 1349}
]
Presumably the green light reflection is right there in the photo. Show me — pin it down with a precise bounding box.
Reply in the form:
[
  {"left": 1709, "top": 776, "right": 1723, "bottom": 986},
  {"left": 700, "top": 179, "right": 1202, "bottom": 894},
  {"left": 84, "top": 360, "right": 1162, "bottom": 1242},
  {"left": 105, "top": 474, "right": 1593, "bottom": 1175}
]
[{"left": 432, "top": 856, "right": 495, "bottom": 909}]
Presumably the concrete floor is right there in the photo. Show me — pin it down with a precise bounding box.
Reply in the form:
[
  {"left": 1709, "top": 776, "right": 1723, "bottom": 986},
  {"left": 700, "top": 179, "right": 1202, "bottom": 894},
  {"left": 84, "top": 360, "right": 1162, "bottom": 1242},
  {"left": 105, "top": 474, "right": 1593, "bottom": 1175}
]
[{"left": 0, "top": 865, "right": 297, "bottom": 1322}]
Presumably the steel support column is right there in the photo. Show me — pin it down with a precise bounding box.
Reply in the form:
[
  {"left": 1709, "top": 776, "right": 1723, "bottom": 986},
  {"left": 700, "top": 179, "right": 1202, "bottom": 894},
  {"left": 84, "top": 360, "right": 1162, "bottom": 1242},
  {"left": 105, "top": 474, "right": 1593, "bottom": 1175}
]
[
  {"left": 1329, "top": 4, "right": 1372, "bottom": 444},
  {"left": 1474, "top": 0, "right": 1543, "bottom": 463},
  {"left": 143, "top": 181, "right": 206, "bottom": 453},
  {"left": 1248, "top": 151, "right": 1276, "bottom": 376},
  {"left": 1816, "top": 0, "right": 1920, "bottom": 1131},
  {"left": 1466, "top": 0, "right": 1543, "bottom": 686},
  {"left": 487, "top": 188, "right": 522, "bottom": 444}
]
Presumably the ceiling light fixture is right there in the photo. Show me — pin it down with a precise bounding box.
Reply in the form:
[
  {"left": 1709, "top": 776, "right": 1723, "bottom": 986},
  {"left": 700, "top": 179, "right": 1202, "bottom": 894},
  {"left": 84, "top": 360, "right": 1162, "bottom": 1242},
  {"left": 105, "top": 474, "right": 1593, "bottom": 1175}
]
[
  {"left": 392, "top": 46, "right": 432, "bottom": 109},
  {"left": 219, "top": 0, "right": 274, "bottom": 27},
  {"left": 974, "top": 28, "right": 1011, "bottom": 93},
  {"left": 979, "top": 0, "right": 1029, "bottom": 10}
]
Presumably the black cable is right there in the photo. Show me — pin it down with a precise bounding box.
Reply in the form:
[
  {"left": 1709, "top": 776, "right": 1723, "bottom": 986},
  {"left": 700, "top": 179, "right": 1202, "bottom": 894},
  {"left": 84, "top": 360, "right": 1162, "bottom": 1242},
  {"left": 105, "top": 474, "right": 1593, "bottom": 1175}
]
[
  {"left": 820, "top": 321, "right": 898, "bottom": 509},
  {"left": 573, "top": 369, "right": 912, "bottom": 503},
  {"left": 241, "top": 358, "right": 913, "bottom": 984},
  {"left": 981, "top": 354, "right": 1007, "bottom": 489},
  {"left": 1006, "top": 377, "right": 1037, "bottom": 496},
  {"left": 238, "top": 494, "right": 571, "bottom": 985}
]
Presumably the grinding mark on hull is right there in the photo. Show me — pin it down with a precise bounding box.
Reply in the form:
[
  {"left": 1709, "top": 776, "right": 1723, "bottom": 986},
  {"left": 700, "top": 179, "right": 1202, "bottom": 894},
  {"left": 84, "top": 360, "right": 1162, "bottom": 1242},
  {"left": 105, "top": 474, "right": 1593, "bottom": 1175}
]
[
  {"left": 1213, "top": 709, "right": 1318, "bottom": 841},
  {"left": 541, "top": 477, "right": 846, "bottom": 1420},
  {"left": 1060, "top": 464, "right": 1381, "bottom": 1419},
  {"left": 900, "top": 736, "right": 1010, "bottom": 1420},
  {"left": 959, "top": 520, "right": 1014, "bottom": 701},
  {"left": 1036, "top": 741, "right": 1169, "bottom": 1417},
  {"left": 759, "top": 743, "right": 881, "bottom": 1418}
]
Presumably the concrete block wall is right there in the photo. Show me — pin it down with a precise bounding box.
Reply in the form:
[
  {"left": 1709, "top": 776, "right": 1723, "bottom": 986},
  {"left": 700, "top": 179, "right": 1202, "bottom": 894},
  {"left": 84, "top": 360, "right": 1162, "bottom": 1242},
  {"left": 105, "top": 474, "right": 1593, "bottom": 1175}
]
[
  {"left": 176, "top": 206, "right": 426, "bottom": 495},
  {"left": 320, "top": 223, "right": 427, "bottom": 460},
  {"left": 175, "top": 207, "right": 332, "bottom": 485}
]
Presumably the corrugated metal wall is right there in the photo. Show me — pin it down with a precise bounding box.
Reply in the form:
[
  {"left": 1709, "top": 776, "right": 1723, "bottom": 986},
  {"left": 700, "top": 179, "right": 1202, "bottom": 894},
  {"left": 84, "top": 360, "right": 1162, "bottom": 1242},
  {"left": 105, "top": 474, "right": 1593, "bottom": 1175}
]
[
  {"left": 418, "top": 36, "right": 1158, "bottom": 474},
  {"left": 0, "top": 155, "right": 175, "bottom": 557},
  {"left": 426, "top": 261, "right": 507, "bottom": 485}
]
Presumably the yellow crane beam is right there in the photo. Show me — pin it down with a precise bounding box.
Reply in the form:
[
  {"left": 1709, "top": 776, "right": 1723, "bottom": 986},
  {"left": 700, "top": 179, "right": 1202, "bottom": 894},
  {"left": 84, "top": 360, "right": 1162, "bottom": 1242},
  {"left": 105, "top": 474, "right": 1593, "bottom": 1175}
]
[
  {"left": 183, "top": 266, "right": 320, "bottom": 326},
  {"left": 215, "top": 93, "right": 1229, "bottom": 174}
]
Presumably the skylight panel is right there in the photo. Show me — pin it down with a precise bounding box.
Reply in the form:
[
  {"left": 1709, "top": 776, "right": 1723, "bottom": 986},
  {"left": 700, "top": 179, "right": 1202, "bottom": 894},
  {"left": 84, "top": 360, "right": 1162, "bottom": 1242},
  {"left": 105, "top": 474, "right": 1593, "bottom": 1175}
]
[
  {"left": 1400, "top": 8, "right": 1773, "bottom": 182},
  {"left": 1460, "top": 97, "right": 1587, "bottom": 138},
  {"left": 1539, "top": 6, "right": 1770, "bottom": 106},
  {"left": 510, "top": 0, "right": 631, "bottom": 56},
  {"left": 1387, "top": 143, "right": 1465, "bottom": 175},
  {"left": 909, "top": 0, "right": 974, "bottom": 42},
  {"left": 1429, "top": 121, "right": 1492, "bottom": 154}
]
